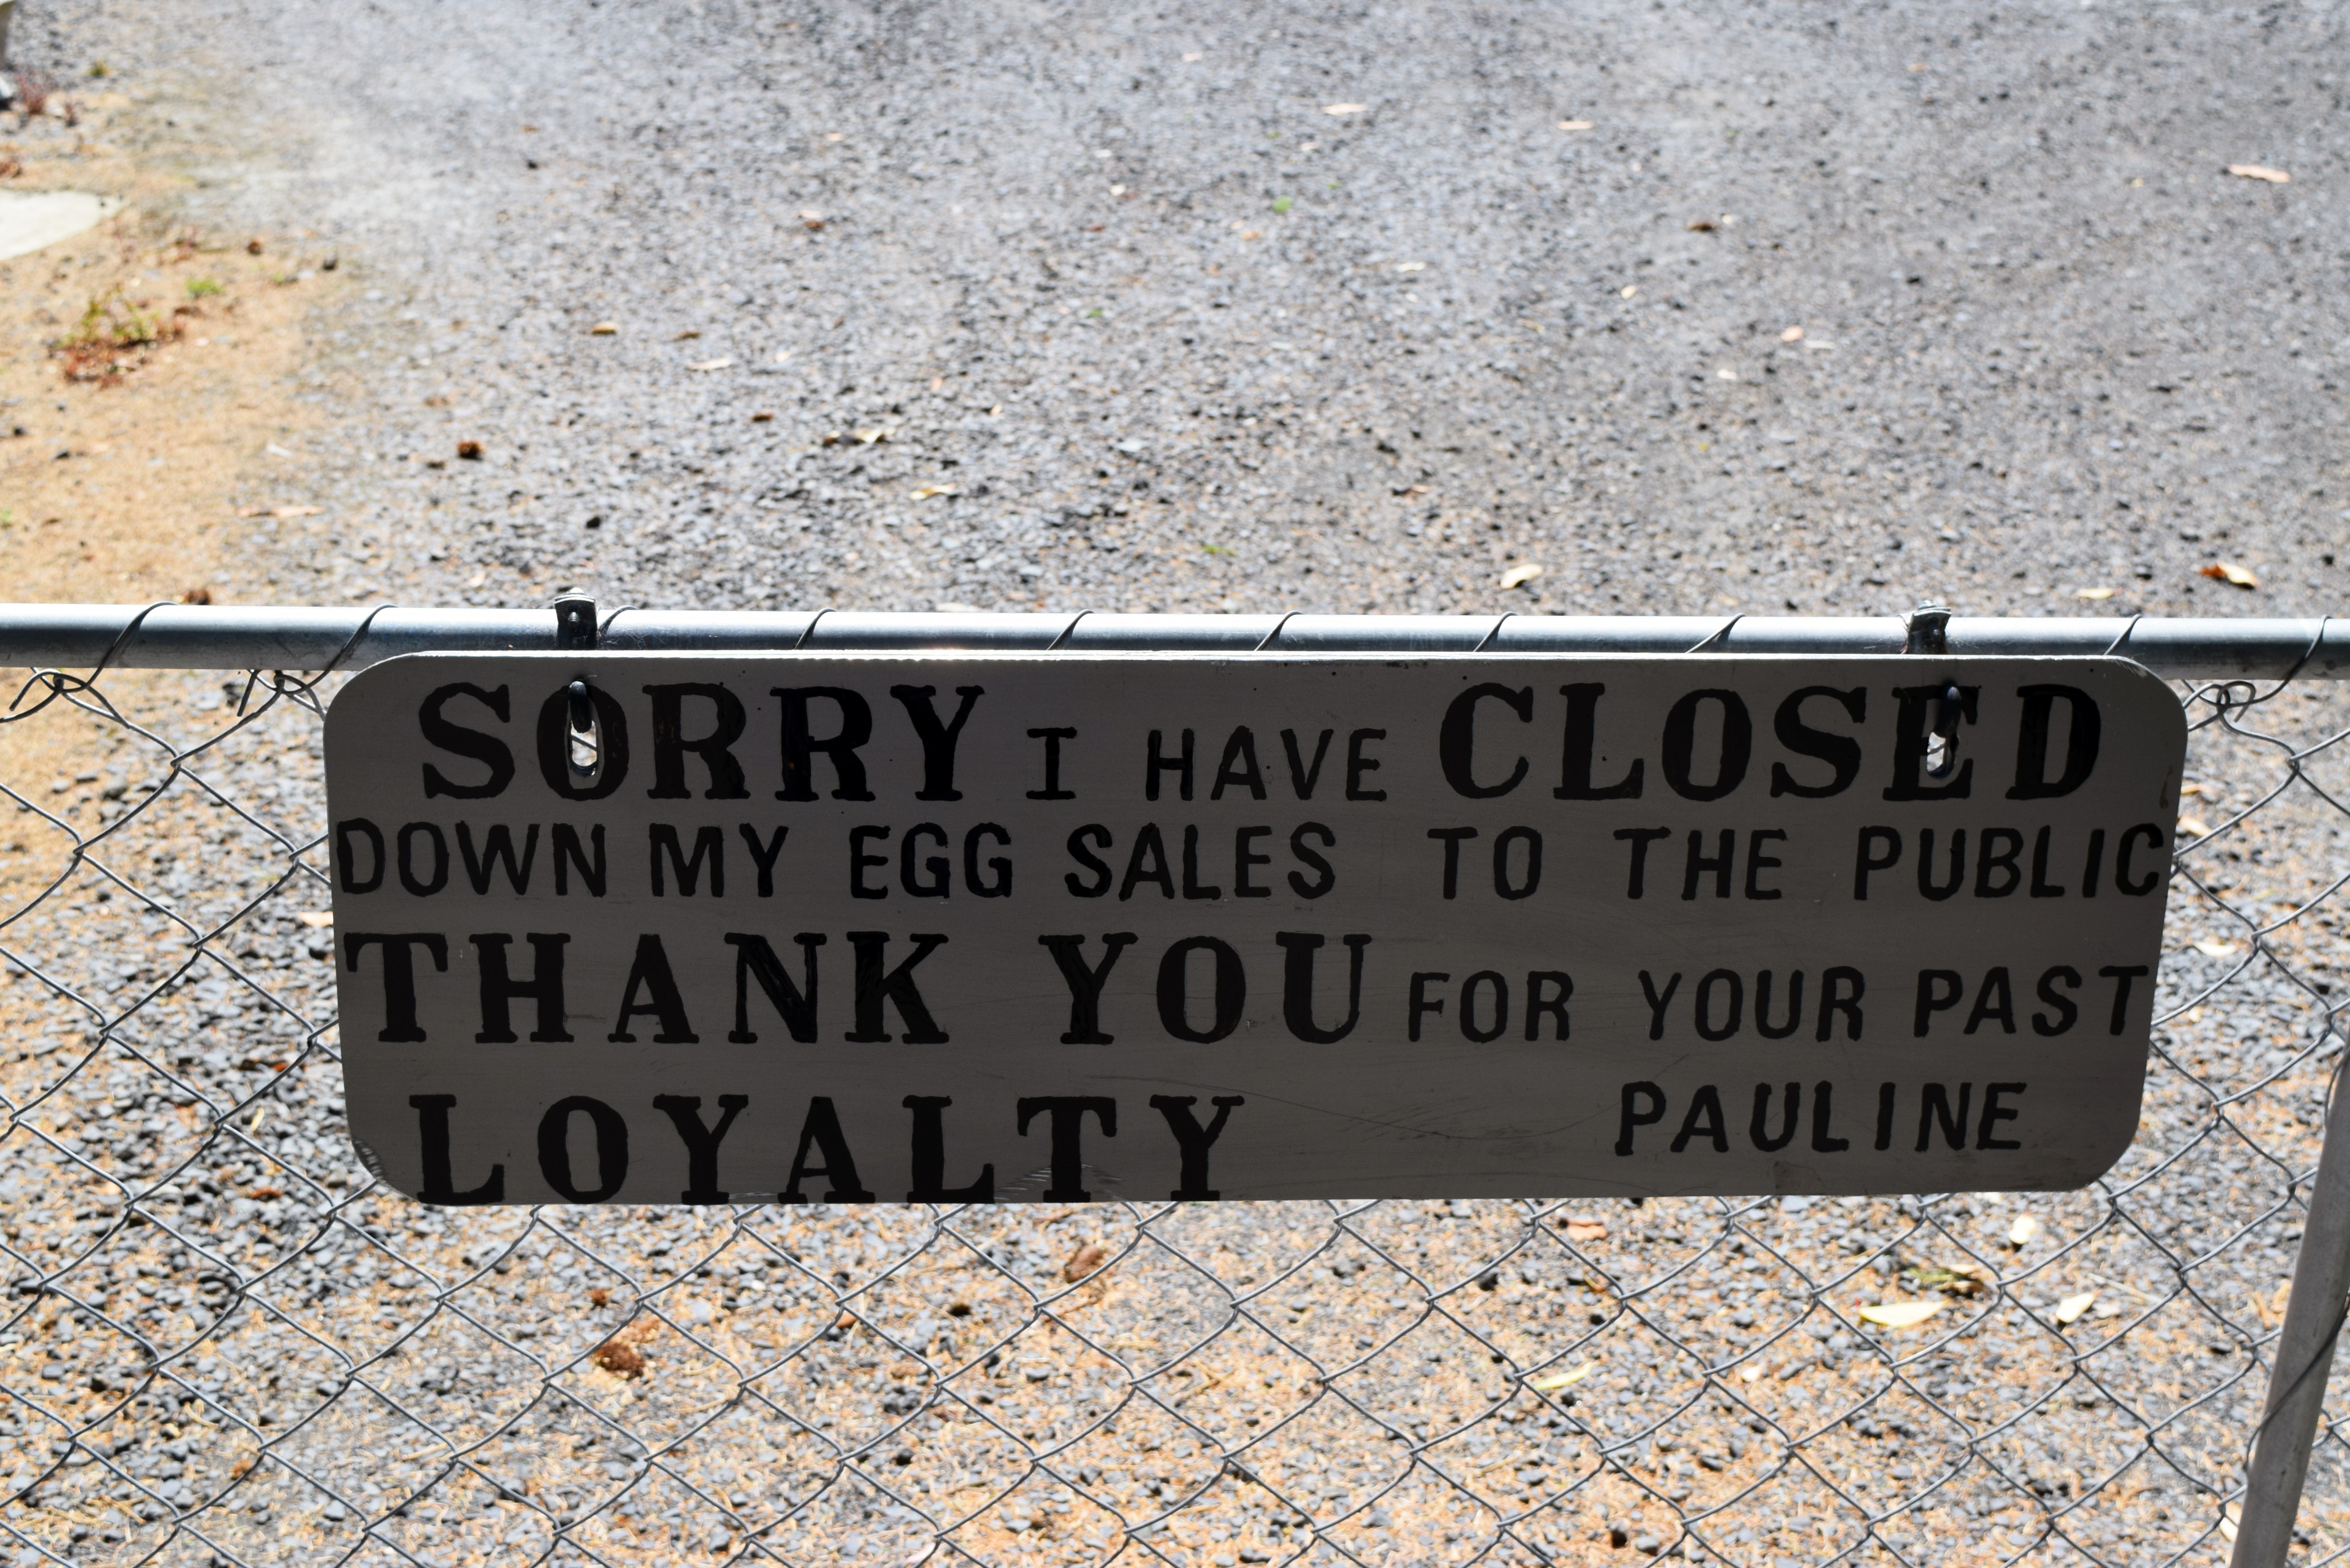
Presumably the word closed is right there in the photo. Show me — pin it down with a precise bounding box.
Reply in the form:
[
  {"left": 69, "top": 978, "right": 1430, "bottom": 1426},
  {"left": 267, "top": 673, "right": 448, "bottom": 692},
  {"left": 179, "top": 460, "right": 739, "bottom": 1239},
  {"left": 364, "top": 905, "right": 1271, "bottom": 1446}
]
[{"left": 325, "top": 651, "right": 2186, "bottom": 1203}]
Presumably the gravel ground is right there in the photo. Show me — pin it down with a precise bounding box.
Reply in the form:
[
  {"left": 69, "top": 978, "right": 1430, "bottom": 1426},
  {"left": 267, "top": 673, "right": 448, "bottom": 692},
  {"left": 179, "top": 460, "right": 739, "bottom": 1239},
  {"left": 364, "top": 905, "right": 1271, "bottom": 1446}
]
[{"left": 4, "top": 3, "right": 2350, "bottom": 1566}]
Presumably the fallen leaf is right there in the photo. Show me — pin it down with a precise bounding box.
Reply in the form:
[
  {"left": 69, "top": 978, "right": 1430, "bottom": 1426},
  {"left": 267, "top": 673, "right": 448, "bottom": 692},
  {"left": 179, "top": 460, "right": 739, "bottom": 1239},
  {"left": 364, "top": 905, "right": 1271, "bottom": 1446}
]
[
  {"left": 590, "top": 321, "right": 618, "bottom": 335},
  {"left": 855, "top": 428, "right": 891, "bottom": 444},
  {"left": 588, "top": 1287, "right": 610, "bottom": 1307},
  {"left": 456, "top": 441, "right": 483, "bottom": 461},
  {"left": 1687, "top": 218, "right": 1717, "bottom": 232},
  {"left": 295, "top": 912, "right": 335, "bottom": 929},
  {"left": 1780, "top": 326, "right": 1804, "bottom": 342},
  {"left": 2201, "top": 560, "right": 2258, "bottom": 589},
  {"left": 909, "top": 483, "right": 960, "bottom": 501},
  {"left": 1563, "top": 1218, "right": 1608, "bottom": 1242},
  {"left": 1322, "top": 103, "right": 1368, "bottom": 116},
  {"left": 687, "top": 358, "right": 735, "bottom": 372},
  {"left": 177, "top": 586, "right": 213, "bottom": 605},
  {"left": 2008, "top": 1215, "right": 2041, "bottom": 1246},
  {"left": 2227, "top": 164, "right": 2290, "bottom": 184},
  {"left": 799, "top": 209, "right": 825, "bottom": 230},
  {"left": 2054, "top": 1291, "right": 2098, "bottom": 1325},
  {"left": 1499, "top": 562, "right": 1546, "bottom": 590},
  {"left": 1557, "top": 119, "right": 1595, "bottom": 131},
  {"left": 1530, "top": 1362, "right": 1595, "bottom": 1391},
  {"left": 2192, "top": 938, "right": 2238, "bottom": 959},
  {"left": 1858, "top": 1300, "right": 1945, "bottom": 1329},
  {"left": 750, "top": 411, "right": 775, "bottom": 423},
  {"left": 1272, "top": 195, "right": 1294, "bottom": 213},
  {"left": 2178, "top": 815, "right": 2212, "bottom": 838},
  {"left": 1063, "top": 1243, "right": 1108, "bottom": 1283},
  {"left": 673, "top": 329, "right": 702, "bottom": 341},
  {"left": 2179, "top": 782, "right": 2204, "bottom": 797},
  {"left": 2075, "top": 586, "right": 2116, "bottom": 600},
  {"left": 591, "top": 1338, "right": 645, "bottom": 1378}
]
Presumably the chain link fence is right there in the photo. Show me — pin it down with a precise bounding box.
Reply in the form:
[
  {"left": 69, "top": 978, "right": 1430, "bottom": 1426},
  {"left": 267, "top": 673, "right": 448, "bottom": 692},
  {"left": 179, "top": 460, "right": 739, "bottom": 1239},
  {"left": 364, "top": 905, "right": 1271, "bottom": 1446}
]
[{"left": 3, "top": 621, "right": 2347, "bottom": 1568}]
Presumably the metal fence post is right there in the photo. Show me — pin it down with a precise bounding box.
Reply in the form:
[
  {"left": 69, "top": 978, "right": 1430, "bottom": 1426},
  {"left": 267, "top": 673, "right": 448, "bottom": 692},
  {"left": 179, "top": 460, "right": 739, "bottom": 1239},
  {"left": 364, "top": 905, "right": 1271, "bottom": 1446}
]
[{"left": 2231, "top": 1067, "right": 2350, "bottom": 1565}]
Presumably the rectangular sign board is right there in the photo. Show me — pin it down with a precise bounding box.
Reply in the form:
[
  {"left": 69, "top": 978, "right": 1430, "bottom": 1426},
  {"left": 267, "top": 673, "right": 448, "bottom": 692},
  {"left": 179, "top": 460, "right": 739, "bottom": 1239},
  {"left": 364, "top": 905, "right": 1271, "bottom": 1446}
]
[{"left": 324, "top": 653, "right": 2185, "bottom": 1204}]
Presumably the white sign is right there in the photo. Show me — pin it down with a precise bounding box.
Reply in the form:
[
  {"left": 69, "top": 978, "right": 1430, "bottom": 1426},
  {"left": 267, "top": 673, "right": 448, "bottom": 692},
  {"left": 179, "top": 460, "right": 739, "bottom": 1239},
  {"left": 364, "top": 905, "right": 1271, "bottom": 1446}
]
[{"left": 324, "top": 653, "right": 2185, "bottom": 1204}]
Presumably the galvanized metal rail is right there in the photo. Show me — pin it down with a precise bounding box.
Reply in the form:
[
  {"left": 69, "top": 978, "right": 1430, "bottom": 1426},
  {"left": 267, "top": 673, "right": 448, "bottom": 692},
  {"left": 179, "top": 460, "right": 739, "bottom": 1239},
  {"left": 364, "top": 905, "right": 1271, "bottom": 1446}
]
[{"left": 0, "top": 601, "right": 2342, "bottom": 680}]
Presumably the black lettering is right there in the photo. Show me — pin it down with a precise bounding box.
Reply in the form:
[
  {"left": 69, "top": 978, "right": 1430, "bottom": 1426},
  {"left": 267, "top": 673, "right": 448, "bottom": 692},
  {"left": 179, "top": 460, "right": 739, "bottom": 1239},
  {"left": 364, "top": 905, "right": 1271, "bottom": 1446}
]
[
  {"left": 1278, "top": 932, "right": 1368, "bottom": 1044},
  {"left": 1459, "top": 971, "right": 1509, "bottom": 1043},
  {"left": 1818, "top": 967, "right": 1865, "bottom": 1041},
  {"left": 1616, "top": 826, "right": 1670, "bottom": 898},
  {"left": 848, "top": 932, "right": 951, "bottom": 1044},
  {"left": 1639, "top": 970, "right": 1681, "bottom": 1040},
  {"left": 1429, "top": 827, "right": 1478, "bottom": 899},
  {"left": 1616, "top": 1082, "right": 1666, "bottom": 1156},
  {"left": 1671, "top": 1087, "right": 1729, "bottom": 1153},
  {"left": 1884, "top": 683, "right": 1977, "bottom": 801},
  {"left": 1769, "top": 687, "right": 1865, "bottom": 799},
  {"left": 457, "top": 822, "right": 538, "bottom": 895},
  {"left": 2081, "top": 828, "right": 2106, "bottom": 898},
  {"left": 409, "top": 1094, "right": 504, "bottom": 1205},
  {"left": 650, "top": 824, "right": 724, "bottom": 897},
  {"left": 901, "top": 822, "right": 951, "bottom": 898},
  {"left": 1811, "top": 1082, "right": 1849, "bottom": 1154},
  {"left": 2115, "top": 824, "right": 2165, "bottom": 894},
  {"left": 1210, "top": 727, "right": 1268, "bottom": 800},
  {"left": 2008, "top": 685, "right": 2101, "bottom": 800},
  {"left": 775, "top": 687, "right": 874, "bottom": 802},
  {"left": 1150, "top": 1095, "right": 1243, "bottom": 1200},
  {"left": 1146, "top": 729, "right": 1195, "bottom": 801},
  {"left": 1408, "top": 972, "right": 1449, "bottom": 1041},
  {"left": 1280, "top": 728, "right": 1335, "bottom": 799},
  {"left": 2098, "top": 964, "right": 2150, "bottom": 1034},
  {"left": 609, "top": 935, "right": 699, "bottom": 1043},
  {"left": 470, "top": 932, "right": 570, "bottom": 1043},
  {"left": 1975, "top": 828, "right": 2023, "bottom": 897},
  {"left": 1853, "top": 826, "right": 1902, "bottom": 900},
  {"left": 398, "top": 822, "right": 448, "bottom": 896},
  {"left": 1017, "top": 1097, "right": 1118, "bottom": 1201},
  {"left": 1526, "top": 972, "right": 1572, "bottom": 1041},
  {"left": 1556, "top": 683, "right": 1644, "bottom": 800},
  {"left": 336, "top": 818, "right": 385, "bottom": 893},
  {"left": 2029, "top": 826, "right": 2065, "bottom": 898},
  {"left": 2032, "top": 966, "right": 2081, "bottom": 1036},
  {"left": 891, "top": 684, "right": 985, "bottom": 801},
  {"left": 965, "top": 824, "right": 1012, "bottom": 898},
  {"left": 1040, "top": 933, "right": 1137, "bottom": 1044},
  {"left": 781, "top": 1097, "right": 873, "bottom": 1203},
  {"left": 1439, "top": 684, "right": 1532, "bottom": 799},
  {"left": 740, "top": 824, "right": 789, "bottom": 897},
  {"left": 903, "top": 1097, "right": 993, "bottom": 1203},
  {"left": 1234, "top": 826, "right": 1273, "bottom": 898},
  {"left": 554, "top": 823, "right": 606, "bottom": 896},
  {"left": 644, "top": 683, "right": 748, "bottom": 800},
  {"left": 849, "top": 824, "right": 890, "bottom": 899},
  {"left": 1661, "top": 690, "right": 1752, "bottom": 802},
  {"left": 420, "top": 683, "right": 515, "bottom": 800},
  {"left": 1755, "top": 970, "right": 1803, "bottom": 1040},
  {"left": 1181, "top": 825, "right": 1223, "bottom": 900},
  {"left": 1874, "top": 1082, "right": 1896, "bottom": 1150},
  {"left": 1964, "top": 968, "right": 2016, "bottom": 1035},
  {"left": 1156, "top": 937, "right": 1246, "bottom": 1043},
  {"left": 725, "top": 932, "right": 825, "bottom": 1043},
  {"left": 1346, "top": 729, "right": 1388, "bottom": 801},
  {"left": 1913, "top": 970, "right": 1964, "bottom": 1036},
  {"left": 538, "top": 1096, "right": 629, "bottom": 1202},
  {"left": 1682, "top": 828, "right": 1734, "bottom": 901},
  {"left": 652, "top": 1094, "right": 749, "bottom": 1204},
  {"left": 345, "top": 933, "right": 447, "bottom": 1041},
  {"left": 1065, "top": 825, "right": 1113, "bottom": 897},
  {"left": 1917, "top": 827, "right": 1966, "bottom": 901},
  {"left": 1744, "top": 829, "right": 1786, "bottom": 900},
  {"left": 1978, "top": 1083, "right": 2026, "bottom": 1150},
  {"left": 1750, "top": 1083, "right": 1800, "bottom": 1152},
  {"left": 1917, "top": 1083, "right": 1973, "bottom": 1152},
  {"left": 1026, "top": 727, "right": 1077, "bottom": 800},
  {"left": 1694, "top": 969, "right": 1743, "bottom": 1041},
  {"left": 535, "top": 683, "right": 630, "bottom": 802},
  {"left": 1287, "top": 823, "right": 1337, "bottom": 898},
  {"left": 1493, "top": 827, "right": 1542, "bottom": 900},
  {"left": 1120, "top": 824, "right": 1176, "bottom": 900}
]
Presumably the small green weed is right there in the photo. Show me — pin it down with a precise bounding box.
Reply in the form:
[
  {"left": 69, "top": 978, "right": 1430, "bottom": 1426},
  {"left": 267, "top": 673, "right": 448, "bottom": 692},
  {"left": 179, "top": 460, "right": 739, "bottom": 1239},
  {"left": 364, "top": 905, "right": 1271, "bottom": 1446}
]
[{"left": 186, "top": 277, "right": 222, "bottom": 299}]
